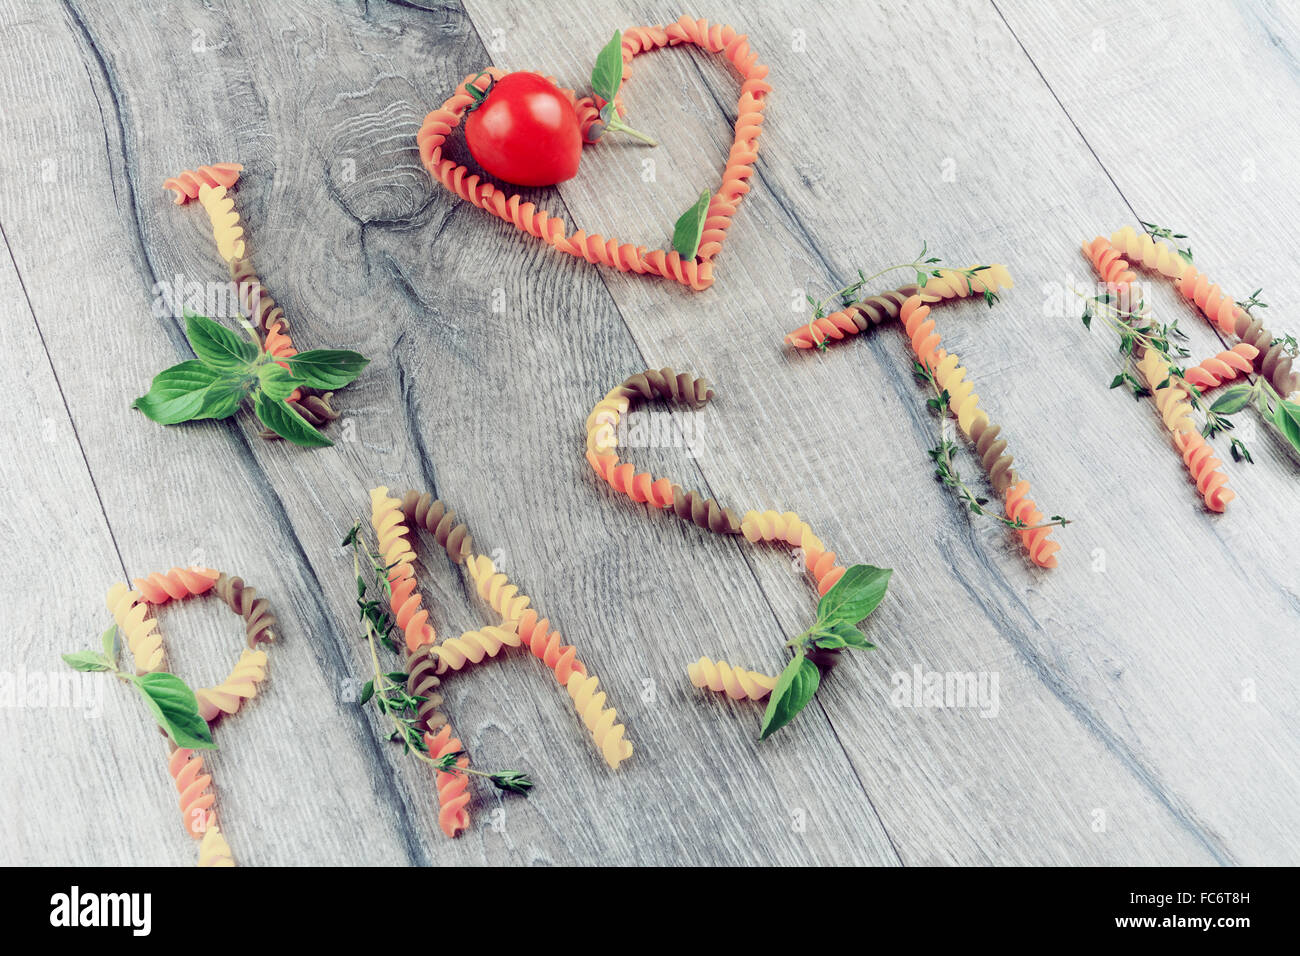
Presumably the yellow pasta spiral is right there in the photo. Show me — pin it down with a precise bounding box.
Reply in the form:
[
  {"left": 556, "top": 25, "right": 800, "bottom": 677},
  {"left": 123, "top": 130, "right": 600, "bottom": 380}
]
[
  {"left": 584, "top": 388, "right": 631, "bottom": 456},
  {"left": 1136, "top": 350, "right": 1196, "bottom": 433},
  {"left": 565, "top": 673, "right": 633, "bottom": 770},
  {"left": 433, "top": 624, "right": 522, "bottom": 672},
  {"left": 197, "top": 824, "right": 235, "bottom": 867},
  {"left": 197, "top": 183, "right": 246, "bottom": 262},
  {"left": 1109, "top": 226, "right": 1186, "bottom": 279},
  {"left": 106, "top": 583, "right": 164, "bottom": 674},
  {"left": 688, "top": 657, "right": 777, "bottom": 700},
  {"left": 195, "top": 648, "right": 269, "bottom": 722},
  {"left": 931, "top": 350, "right": 987, "bottom": 436},
  {"left": 369, "top": 487, "right": 417, "bottom": 570},
  {"left": 917, "top": 264, "right": 1015, "bottom": 301},
  {"left": 740, "top": 509, "right": 845, "bottom": 595},
  {"left": 465, "top": 554, "right": 531, "bottom": 622}
]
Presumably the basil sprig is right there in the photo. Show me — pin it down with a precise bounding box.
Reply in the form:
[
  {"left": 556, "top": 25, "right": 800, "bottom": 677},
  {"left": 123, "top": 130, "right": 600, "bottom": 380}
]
[
  {"left": 64, "top": 626, "right": 215, "bottom": 750},
  {"left": 132, "top": 312, "right": 368, "bottom": 448},
  {"left": 671, "top": 189, "right": 711, "bottom": 260},
  {"left": 759, "top": 564, "right": 893, "bottom": 740},
  {"left": 589, "top": 30, "right": 658, "bottom": 146}
]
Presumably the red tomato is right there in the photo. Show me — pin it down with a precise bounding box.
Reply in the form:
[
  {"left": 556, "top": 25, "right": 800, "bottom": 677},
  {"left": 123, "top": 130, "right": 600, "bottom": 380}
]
[{"left": 465, "top": 72, "right": 582, "bottom": 187}]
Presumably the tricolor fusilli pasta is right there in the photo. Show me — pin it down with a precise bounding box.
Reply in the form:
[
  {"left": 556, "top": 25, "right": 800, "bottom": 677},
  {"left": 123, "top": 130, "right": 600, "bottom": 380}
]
[{"left": 415, "top": 15, "right": 769, "bottom": 291}]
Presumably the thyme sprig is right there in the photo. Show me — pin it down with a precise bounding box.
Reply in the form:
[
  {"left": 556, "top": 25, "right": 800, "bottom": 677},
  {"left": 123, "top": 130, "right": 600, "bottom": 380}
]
[
  {"left": 1077, "top": 286, "right": 1300, "bottom": 464},
  {"left": 806, "top": 241, "right": 999, "bottom": 331},
  {"left": 1140, "top": 220, "right": 1194, "bottom": 263},
  {"left": 913, "top": 361, "right": 1070, "bottom": 533},
  {"left": 341, "top": 522, "right": 533, "bottom": 795}
]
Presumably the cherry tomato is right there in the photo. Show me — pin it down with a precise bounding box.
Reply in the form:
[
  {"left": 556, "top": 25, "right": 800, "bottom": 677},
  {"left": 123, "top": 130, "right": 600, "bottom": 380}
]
[{"left": 465, "top": 72, "right": 582, "bottom": 188}]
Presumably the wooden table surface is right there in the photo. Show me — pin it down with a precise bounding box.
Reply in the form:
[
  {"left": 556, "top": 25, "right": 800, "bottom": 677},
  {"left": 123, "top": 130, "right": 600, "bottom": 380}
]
[{"left": 2, "top": 0, "right": 1297, "bottom": 866}]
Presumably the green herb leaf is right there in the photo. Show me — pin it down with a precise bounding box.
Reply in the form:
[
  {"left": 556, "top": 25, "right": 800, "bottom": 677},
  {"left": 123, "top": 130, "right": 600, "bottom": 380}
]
[
  {"left": 134, "top": 672, "right": 215, "bottom": 750},
  {"left": 285, "top": 350, "right": 370, "bottom": 390},
  {"left": 253, "top": 390, "right": 333, "bottom": 448},
  {"left": 1209, "top": 384, "right": 1252, "bottom": 416},
  {"left": 815, "top": 564, "right": 893, "bottom": 626},
  {"left": 671, "top": 189, "right": 711, "bottom": 260},
  {"left": 759, "top": 654, "right": 821, "bottom": 740},
  {"left": 359, "top": 680, "right": 374, "bottom": 706},
  {"left": 192, "top": 377, "right": 251, "bottom": 420},
  {"left": 1272, "top": 399, "right": 1300, "bottom": 455},
  {"left": 492, "top": 771, "right": 535, "bottom": 795},
  {"left": 185, "top": 312, "right": 258, "bottom": 373},
  {"left": 814, "top": 620, "right": 875, "bottom": 651},
  {"left": 258, "top": 363, "right": 298, "bottom": 402},
  {"left": 590, "top": 30, "right": 624, "bottom": 104},
  {"left": 61, "top": 651, "right": 112, "bottom": 673},
  {"left": 101, "top": 626, "right": 119, "bottom": 665},
  {"left": 131, "top": 361, "right": 223, "bottom": 424}
]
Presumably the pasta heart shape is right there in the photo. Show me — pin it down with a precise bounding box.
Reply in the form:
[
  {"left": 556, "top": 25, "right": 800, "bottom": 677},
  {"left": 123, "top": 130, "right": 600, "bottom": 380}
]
[{"left": 416, "top": 15, "right": 771, "bottom": 292}]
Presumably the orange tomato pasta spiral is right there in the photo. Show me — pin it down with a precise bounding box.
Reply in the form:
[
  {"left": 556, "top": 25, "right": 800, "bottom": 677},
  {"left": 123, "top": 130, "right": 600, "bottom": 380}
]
[
  {"left": 197, "top": 825, "right": 235, "bottom": 867},
  {"left": 513, "top": 610, "right": 587, "bottom": 684},
  {"left": 424, "top": 725, "right": 470, "bottom": 839},
  {"left": 163, "top": 162, "right": 242, "bottom": 205},
  {"left": 195, "top": 648, "right": 269, "bottom": 722},
  {"left": 132, "top": 567, "right": 220, "bottom": 605},
  {"left": 167, "top": 746, "right": 217, "bottom": 838},
  {"left": 740, "top": 509, "right": 846, "bottom": 595},
  {"left": 1173, "top": 431, "right": 1235, "bottom": 513},
  {"left": 370, "top": 486, "right": 435, "bottom": 652},
  {"left": 688, "top": 657, "right": 778, "bottom": 700},
  {"left": 1004, "top": 482, "right": 1062, "bottom": 568},
  {"left": 1184, "top": 343, "right": 1259, "bottom": 391},
  {"left": 197, "top": 183, "right": 246, "bottom": 262},
  {"left": 106, "top": 583, "right": 164, "bottom": 675},
  {"left": 1082, "top": 237, "right": 1138, "bottom": 289},
  {"left": 565, "top": 673, "right": 633, "bottom": 770}
]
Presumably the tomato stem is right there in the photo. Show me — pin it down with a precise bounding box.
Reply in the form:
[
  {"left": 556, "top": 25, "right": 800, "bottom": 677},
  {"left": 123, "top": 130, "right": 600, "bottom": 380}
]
[{"left": 605, "top": 117, "right": 657, "bottom": 147}]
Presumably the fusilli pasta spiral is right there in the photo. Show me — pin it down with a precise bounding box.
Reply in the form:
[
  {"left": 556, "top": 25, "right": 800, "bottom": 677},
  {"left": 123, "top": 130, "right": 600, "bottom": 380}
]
[
  {"left": 1135, "top": 349, "right": 1235, "bottom": 511},
  {"left": 1184, "top": 343, "right": 1259, "bottom": 391},
  {"left": 433, "top": 624, "right": 522, "bottom": 672},
  {"left": 229, "top": 257, "right": 289, "bottom": 337},
  {"left": 898, "top": 294, "right": 1060, "bottom": 567},
  {"left": 584, "top": 369, "right": 742, "bottom": 535},
  {"left": 212, "top": 573, "right": 278, "bottom": 646},
  {"left": 688, "top": 657, "right": 777, "bottom": 700},
  {"left": 784, "top": 265, "right": 1015, "bottom": 349},
  {"left": 740, "top": 509, "right": 846, "bottom": 595},
  {"left": 405, "top": 644, "right": 448, "bottom": 732},
  {"left": 1108, "top": 226, "right": 1187, "bottom": 278},
  {"left": 513, "top": 610, "right": 587, "bottom": 684},
  {"left": 370, "top": 486, "right": 436, "bottom": 652},
  {"left": 195, "top": 648, "right": 269, "bottom": 722},
  {"left": 424, "top": 725, "right": 470, "bottom": 839},
  {"left": 106, "top": 583, "right": 164, "bottom": 675},
  {"left": 163, "top": 163, "right": 242, "bottom": 205},
  {"left": 464, "top": 553, "right": 532, "bottom": 622},
  {"left": 400, "top": 490, "right": 473, "bottom": 564},
  {"left": 416, "top": 15, "right": 769, "bottom": 291},
  {"left": 197, "top": 824, "right": 235, "bottom": 866},
  {"left": 565, "top": 673, "right": 633, "bottom": 770},
  {"left": 197, "top": 183, "right": 246, "bottom": 263},
  {"left": 167, "top": 745, "right": 217, "bottom": 839},
  {"left": 133, "top": 567, "right": 220, "bottom": 605}
]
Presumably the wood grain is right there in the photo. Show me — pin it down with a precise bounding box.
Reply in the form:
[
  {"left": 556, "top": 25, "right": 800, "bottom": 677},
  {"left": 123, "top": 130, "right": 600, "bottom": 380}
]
[{"left": 0, "top": 0, "right": 1295, "bottom": 865}]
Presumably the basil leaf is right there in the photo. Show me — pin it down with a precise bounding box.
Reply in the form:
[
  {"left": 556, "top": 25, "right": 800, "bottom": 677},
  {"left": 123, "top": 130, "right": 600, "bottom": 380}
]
[
  {"left": 359, "top": 680, "right": 374, "bottom": 706},
  {"left": 253, "top": 390, "right": 333, "bottom": 448},
  {"left": 62, "top": 651, "right": 112, "bottom": 673},
  {"left": 1209, "top": 384, "right": 1252, "bottom": 415},
  {"left": 816, "top": 564, "right": 893, "bottom": 626},
  {"left": 759, "top": 655, "right": 820, "bottom": 740},
  {"left": 285, "top": 349, "right": 370, "bottom": 390},
  {"left": 671, "top": 189, "right": 711, "bottom": 260},
  {"left": 193, "top": 377, "right": 251, "bottom": 420},
  {"left": 1273, "top": 399, "right": 1300, "bottom": 454},
  {"left": 258, "top": 364, "right": 298, "bottom": 402},
  {"left": 135, "top": 672, "right": 215, "bottom": 750},
  {"left": 101, "top": 625, "right": 119, "bottom": 665},
  {"left": 131, "top": 360, "right": 222, "bottom": 424},
  {"left": 185, "top": 312, "right": 257, "bottom": 372},
  {"left": 590, "top": 30, "right": 624, "bottom": 105},
  {"left": 813, "top": 620, "right": 875, "bottom": 651}
]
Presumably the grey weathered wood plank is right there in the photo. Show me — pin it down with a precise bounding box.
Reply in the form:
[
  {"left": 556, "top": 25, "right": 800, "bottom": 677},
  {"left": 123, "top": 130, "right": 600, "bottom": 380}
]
[{"left": 1, "top": 0, "right": 1296, "bottom": 866}]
